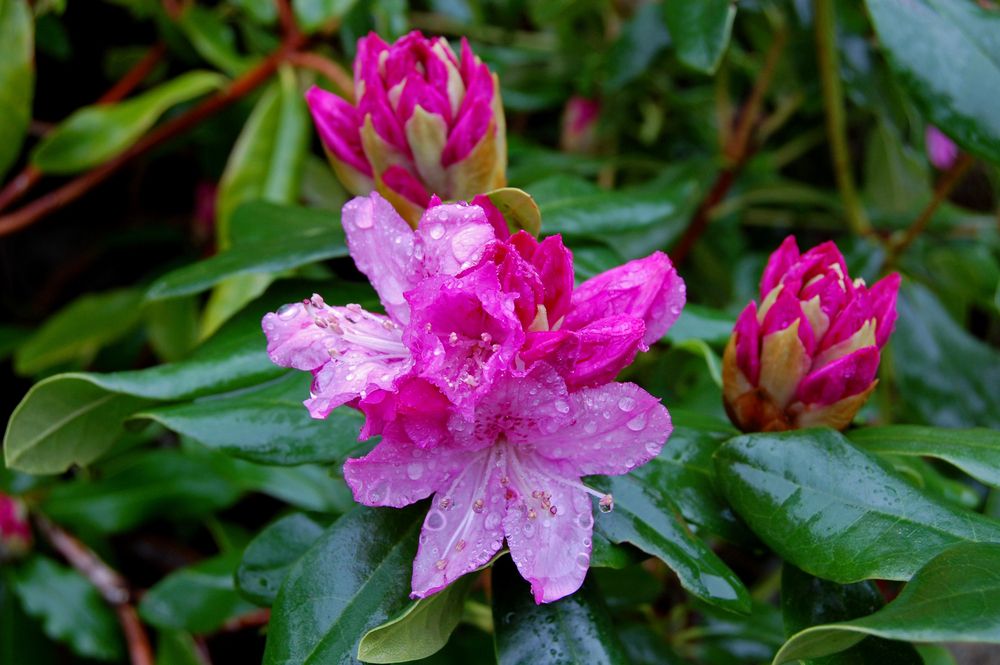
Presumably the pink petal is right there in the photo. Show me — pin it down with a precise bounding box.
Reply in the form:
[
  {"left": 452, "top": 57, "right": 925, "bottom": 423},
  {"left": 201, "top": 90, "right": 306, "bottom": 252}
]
[
  {"left": 491, "top": 241, "right": 544, "bottom": 329},
  {"left": 502, "top": 450, "right": 592, "bottom": 604},
  {"left": 796, "top": 346, "right": 880, "bottom": 405},
  {"left": 869, "top": 272, "right": 901, "bottom": 348},
  {"left": 565, "top": 251, "right": 686, "bottom": 347},
  {"left": 926, "top": 126, "right": 959, "bottom": 171},
  {"left": 565, "top": 315, "right": 645, "bottom": 389},
  {"left": 305, "top": 86, "right": 372, "bottom": 177},
  {"left": 396, "top": 75, "right": 452, "bottom": 124},
  {"left": 733, "top": 302, "right": 761, "bottom": 385},
  {"left": 520, "top": 330, "right": 581, "bottom": 376},
  {"left": 441, "top": 97, "right": 493, "bottom": 167},
  {"left": 381, "top": 165, "right": 432, "bottom": 208},
  {"left": 415, "top": 202, "right": 497, "bottom": 278},
  {"left": 761, "top": 288, "right": 816, "bottom": 355},
  {"left": 411, "top": 447, "right": 506, "bottom": 598},
  {"left": 510, "top": 232, "right": 574, "bottom": 326},
  {"left": 530, "top": 381, "right": 672, "bottom": 477},
  {"left": 358, "top": 377, "right": 453, "bottom": 449},
  {"left": 818, "top": 290, "right": 872, "bottom": 352},
  {"left": 342, "top": 193, "right": 420, "bottom": 324},
  {"left": 760, "top": 236, "right": 800, "bottom": 297},
  {"left": 470, "top": 195, "right": 510, "bottom": 240}
]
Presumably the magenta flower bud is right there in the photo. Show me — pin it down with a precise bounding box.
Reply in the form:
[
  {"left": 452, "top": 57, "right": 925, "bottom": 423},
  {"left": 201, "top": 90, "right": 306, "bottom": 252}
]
[
  {"left": 0, "top": 493, "right": 32, "bottom": 561},
  {"left": 560, "top": 96, "right": 600, "bottom": 154},
  {"left": 722, "top": 236, "right": 901, "bottom": 432},
  {"left": 925, "top": 126, "right": 959, "bottom": 171},
  {"left": 306, "top": 31, "right": 506, "bottom": 227}
]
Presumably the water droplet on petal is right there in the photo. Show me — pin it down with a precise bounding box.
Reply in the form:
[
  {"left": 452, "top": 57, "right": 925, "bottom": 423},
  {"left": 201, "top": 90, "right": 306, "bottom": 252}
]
[
  {"left": 578, "top": 512, "right": 593, "bottom": 529},
  {"left": 583, "top": 421, "right": 598, "bottom": 435},
  {"left": 645, "top": 440, "right": 661, "bottom": 455},
  {"left": 355, "top": 212, "right": 373, "bottom": 229},
  {"left": 618, "top": 396, "right": 636, "bottom": 412},
  {"left": 627, "top": 414, "right": 647, "bottom": 431},
  {"left": 406, "top": 462, "right": 424, "bottom": 480},
  {"left": 554, "top": 399, "right": 570, "bottom": 414},
  {"left": 276, "top": 303, "right": 299, "bottom": 320},
  {"left": 428, "top": 223, "right": 445, "bottom": 240},
  {"left": 485, "top": 512, "right": 501, "bottom": 530},
  {"left": 426, "top": 511, "right": 446, "bottom": 530},
  {"left": 576, "top": 554, "right": 589, "bottom": 568}
]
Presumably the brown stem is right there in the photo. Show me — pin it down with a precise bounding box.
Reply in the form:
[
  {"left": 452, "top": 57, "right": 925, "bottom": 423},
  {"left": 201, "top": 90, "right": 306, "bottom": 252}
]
[
  {"left": 672, "top": 26, "right": 788, "bottom": 265},
  {"left": 220, "top": 608, "right": 271, "bottom": 633},
  {"left": 34, "top": 516, "right": 154, "bottom": 665},
  {"left": 0, "top": 37, "right": 303, "bottom": 238},
  {"left": 275, "top": 0, "right": 300, "bottom": 43},
  {"left": 286, "top": 51, "right": 355, "bottom": 101}
]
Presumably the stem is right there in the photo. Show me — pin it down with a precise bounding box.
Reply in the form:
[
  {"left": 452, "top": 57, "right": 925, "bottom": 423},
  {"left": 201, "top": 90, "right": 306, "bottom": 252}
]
[
  {"left": 814, "top": 0, "right": 871, "bottom": 236},
  {"left": 35, "top": 516, "right": 154, "bottom": 665},
  {"left": 286, "top": 51, "right": 355, "bottom": 101}
]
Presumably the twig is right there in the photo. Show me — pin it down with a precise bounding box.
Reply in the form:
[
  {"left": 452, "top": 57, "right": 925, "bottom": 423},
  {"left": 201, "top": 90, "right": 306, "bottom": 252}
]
[
  {"left": 220, "top": 608, "right": 271, "bottom": 633},
  {"left": 672, "top": 26, "right": 788, "bottom": 264},
  {"left": 34, "top": 516, "right": 154, "bottom": 665},
  {"left": 286, "top": 51, "right": 355, "bottom": 101},
  {"left": 275, "top": 0, "right": 300, "bottom": 43},
  {"left": 814, "top": 0, "right": 871, "bottom": 236}
]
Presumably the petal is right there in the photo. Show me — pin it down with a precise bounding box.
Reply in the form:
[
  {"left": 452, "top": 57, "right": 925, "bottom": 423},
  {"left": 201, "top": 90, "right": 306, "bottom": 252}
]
[
  {"left": 796, "top": 346, "right": 880, "bottom": 406},
  {"left": 760, "top": 236, "right": 800, "bottom": 297},
  {"left": 926, "top": 125, "right": 959, "bottom": 170},
  {"left": 565, "top": 252, "right": 686, "bottom": 347},
  {"left": 503, "top": 450, "right": 593, "bottom": 604},
  {"left": 262, "top": 297, "right": 337, "bottom": 372},
  {"left": 565, "top": 315, "right": 645, "bottom": 389},
  {"left": 520, "top": 330, "right": 581, "bottom": 376},
  {"left": 761, "top": 288, "right": 816, "bottom": 355},
  {"left": 510, "top": 232, "right": 574, "bottom": 326},
  {"left": 733, "top": 302, "right": 761, "bottom": 385},
  {"left": 529, "top": 381, "right": 672, "bottom": 477},
  {"left": 381, "top": 164, "right": 432, "bottom": 208},
  {"left": 343, "top": 435, "right": 475, "bottom": 508},
  {"left": 342, "top": 193, "right": 420, "bottom": 324},
  {"left": 415, "top": 202, "right": 497, "bottom": 278},
  {"left": 358, "top": 377, "right": 453, "bottom": 449},
  {"left": 471, "top": 194, "right": 511, "bottom": 240},
  {"left": 305, "top": 86, "right": 372, "bottom": 178},
  {"left": 491, "top": 240, "right": 544, "bottom": 329},
  {"left": 441, "top": 97, "right": 493, "bottom": 167},
  {"left": 411, "top": 447, "right": 506, "bottom": 598}
]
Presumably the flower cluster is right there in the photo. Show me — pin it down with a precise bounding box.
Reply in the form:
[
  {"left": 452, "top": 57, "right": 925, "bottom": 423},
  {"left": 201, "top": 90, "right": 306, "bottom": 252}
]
[
  {"left": 263, "top": 193, "right": 684, "bottom": 603},
  {"left": 722, "top": 237, "right": 900, "bottom": 432},
  {"left": 306, "top": 31, "right": 506, "bottom": 226}
]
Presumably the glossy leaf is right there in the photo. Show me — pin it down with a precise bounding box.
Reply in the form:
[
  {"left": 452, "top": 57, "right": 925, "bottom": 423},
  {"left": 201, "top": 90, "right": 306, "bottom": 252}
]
[
  {"left": 145, "top": 201, "right": 347, "bottom": 300},
  {"left": 774, "top": 542, "right": 1000, "bottom": 663},
  {"left": 31, "top": 71, "right": 225, "bottom": 174},
  {"left": 293, "top": 0, "right": 360, "bottom": 34},
  {"left": 486, "top": 187, "right": 542, "bottom": 237},
  {"left": 139, "top": 551, "right": 259, "bottom": 634},
  {"left": 263, "top": 505, "right": 423, "bottom": 665},
  {"left": 848, "top": 425, "right": 1000, "bottom": 489},
  {"left": 236, "top": 513, "right": 331, "bottom": 606},
  {"left": 663, "top": 0, "right": 736, "bottom": 74},
  {"left": 0, "top": 0, "right": 33, "bottom": 181},
  {"left": 591, "top": 473, "right": 751, "bottom": 613},
  {"left": 715, "top": 429, "right": 1000, "bottom": 583},
  {"left": 10, "top": 556, "right": 123, "bottom": 662},
  {"left": 14, "top": 288, "right": 144, "bottom": 376},
  {"left": 492, "top": 556, "right": 629, "bottom": 665},
  {"left": 866, "top": 0, "right": 1000, "bottom": 165}
]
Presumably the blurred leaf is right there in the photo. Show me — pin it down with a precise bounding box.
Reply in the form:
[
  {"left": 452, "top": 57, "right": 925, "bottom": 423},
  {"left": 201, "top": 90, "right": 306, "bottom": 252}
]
[
  {"left": 664, "top": 304, "right": 735, "bottom": 346},
  {"left": 0, "top": 0, "right": 33, "bottom": 181},
  {"left": 0, "top": 574, "right": 59, "bottom": 665},
  {"left": 146, "top": 201, "right": 347, "bottom": 300},
  {"left": 715, "top": 429, "right": 1000, "bottom": 584},
  {"left": 10, "top": 556, "right": 123, "bottom": 662},
  {"left": 848, "top": 425, "right": 1000, "bottom": 489},
  {"left": 492, "top": 556, "right": 629, "bottom": 664},
  {"left": 866, "top": 0, "right": 1000, "bottom": 165},
  {"left": 293, "top": 0, "right": 360, "bottom": 34},
  {"left": 663, "top": 0, "right": 736, "bottom": 74},
  {"left": 155, "top": 630, "right": 209, "bottom": 665},
  {"left": 863, "top": 117, "right": 929, "bottom": 216},
  {"left": 892, "top": 282, "right": 1000, "bottom": 428},
  {"left": 591, "top": 473, "right": 752, "bottom": 613},
  {"left": 133, "top": 373, "right": 366, "bottom": 466},
  {"left": 178, "top": 5, "right": 252, "bottom": 75},
  {"left": 31, "top": 71, "right": 225, "bottom": 174},
  {"left": 263, "top": 505, "right": 422, "bottom": 665},
  {"left": 200, "top": 272, "right": 276, "bottom": 343},
  {"left": 207, "top": 451, "right": 352, "bottom": 514},
  {"left": 145, "top": 296, "right": 200, "bottom": 362},
  {"left": 692, "top": 599, "right": 785, "bottom": 664},
  {"left": 236, "top": 513, "right": 331, "bottom": 606},
  {"left": 605, "top": 2, "right": 671, "bottom": 90},
  {"left": 14, "top": 289, "right": 143, "bottom": 376},
  {"left": 139, "top": 551, "right": 258, "bottom": 634},
  {"left": 781, "top": 564, "right": 922, "bottom": 664},
  {"left": 774, "top": 543, "right": 1000, "bottom": 663},
  {"left": 357, "top": 573, "right": 475, "bottom": 663}
]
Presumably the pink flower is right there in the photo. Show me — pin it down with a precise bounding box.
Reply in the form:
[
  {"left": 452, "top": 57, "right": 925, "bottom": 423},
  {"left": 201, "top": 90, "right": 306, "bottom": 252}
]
[
  {"left": 0, "top": 493, "right": 32, "bottom": 561},
  {"left": 560, "top": 96, "right": 601, "bottom": 154},
  {"left": 925, "top": 126, "right": 959, "bottom": 171},
  {"left": 306, "top": 32, "right": 506, "bottom": 226},
  {"left": 262, "top": 192, "right": 686, "bottom": 602},
  {"left": 722, "top": 236, "right": 900, "bottom": 432}
]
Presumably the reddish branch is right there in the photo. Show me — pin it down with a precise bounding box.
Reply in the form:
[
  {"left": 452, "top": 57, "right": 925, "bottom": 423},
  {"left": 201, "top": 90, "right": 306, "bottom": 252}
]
[
  {"left": 34, "top": 516, "right": 154, "bottom": 665},
  {"left": 221, "top": 608, "right": 271, "bottom": 633}
]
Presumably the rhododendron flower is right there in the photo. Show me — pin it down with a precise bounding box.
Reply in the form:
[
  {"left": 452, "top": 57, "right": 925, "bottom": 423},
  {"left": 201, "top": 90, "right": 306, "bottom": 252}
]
[
  {"left": 925, "top": 125, "right": 959, "bottom": 171},
  {"left": 262, "top": 192, "right": 686, "bottom": 602},
  {"left": 560, "top": 96, "right": 601, "bottom": 154},
  {"left": 0, "top": 493, "right": 32, "bottom": 561},
  {"left": 306, "top": 31, "right": 506, "bottom": 226},
  {"left": 723, "top": 236, "right": 900, "bottom": 432}
]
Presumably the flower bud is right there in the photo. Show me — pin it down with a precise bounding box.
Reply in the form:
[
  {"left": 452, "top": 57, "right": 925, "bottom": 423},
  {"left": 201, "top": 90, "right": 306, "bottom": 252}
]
[
  {"left": 0, "top": 493, "right": 32, "bottom": 561},
  {"left": 560, "top": 96, "right": 600, "bottom": 154},
  {"left": 723, "top": 237, "right": 900, "bottom": 432},
  {"left": 306, "top": 31, "right": 506, "bottom": 226},
  {"left": 925, "top": 126, "right": 959, "bottom": 171}
]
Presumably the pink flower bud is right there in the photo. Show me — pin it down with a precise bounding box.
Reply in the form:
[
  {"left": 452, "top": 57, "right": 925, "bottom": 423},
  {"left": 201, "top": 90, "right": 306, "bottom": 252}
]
[
  {"left": 306, "top": 32, "right": 506, "bottom": 226},
  {"left": 925, "top": 126, "right": 959, "bottom": 171},
  {"left": 0, "top": 493, "right": 32, "bottom": 561},
  {"left": 722, "top": 236, "right": 900, "bottom": 432},
  {"left": 560, "top": 96, "right": 601, "bottom": 154}
]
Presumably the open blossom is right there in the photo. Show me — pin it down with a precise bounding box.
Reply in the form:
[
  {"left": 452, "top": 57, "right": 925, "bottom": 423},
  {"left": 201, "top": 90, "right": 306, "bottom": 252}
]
[
  {"left": 0, "top": 493, "right": 32, "bottom": 561},
  {"left": 306, "top": 31, "right": 506, "bottom": 226},
  {"left": 262, "top": 192, "right": 685, "bottom": 602},
  {"left": 723, "top": 236, "right": 900, "bottom": 432}
]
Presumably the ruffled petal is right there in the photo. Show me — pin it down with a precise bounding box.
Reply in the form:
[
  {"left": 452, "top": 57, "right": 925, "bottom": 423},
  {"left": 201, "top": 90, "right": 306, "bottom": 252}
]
[
  {"left": 416, "top": 202, "right": 497, "bottom": 278},
  {"left": 759, "top": 236, "right": 800, "bottom": 298},
  {"left": 358, "top": 377, "right": 453, "bottom": 449},
  {"left": 565, "top": 315, "right": 645, "bottom": 389},
  {"left": 565, "top": 251, "right": 686, "bottom": 347},
  {"left": 509, "top": 232, "right": 574, "bottom": 326},
  {"left": 411, "top": 447, "right": 506, "bottom": 598}
]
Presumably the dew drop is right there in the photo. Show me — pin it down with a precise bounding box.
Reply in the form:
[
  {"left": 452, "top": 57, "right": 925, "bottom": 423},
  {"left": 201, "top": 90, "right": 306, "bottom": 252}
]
[
  {"left": 276, "top": 303, "right": 299, "bottom": 320},
  {"left": 578, "top": 512, "right": 593, "bottom": 529},
  {"left": 598, "top": 494, "right": 614, "bottom": 513},
  {"left": 583, "top": 421, "right": 598, "bottom": 435},
  {"left": 627, "top": 414, "right": 647, "bottom": 431},
  {"left": 618, "top": 396, "right": 636, "bottom": 412},
  {"left": 645, "top": 440, "right": 661, "bottom": 455},
  {"left": 485, "top": 512, "right": 501, "bottom": 530},
  {"left": 355, "top": 212, "right": 374, "bottom": 229},
  {"left": 428, "top": 223, "right": 445, "bottom": 240},
  {"left": 575, "top": 554, "right": 589, "bottom": 568},
  {"left": 554, "top": 400, "right": 570, "bottom": 414},
  {"left": 406, "top": 462, "right": 424, "bottom": 480}
]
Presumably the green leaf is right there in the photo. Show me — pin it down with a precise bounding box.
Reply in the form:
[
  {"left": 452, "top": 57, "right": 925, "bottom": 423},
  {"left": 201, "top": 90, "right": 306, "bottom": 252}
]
[
  {"left": 178, "top": 5, "right": 252, "bottom": 75},
  {"left": 357, "top": 573, "right": 475, "bottom": 663},
  {"left": 292, "top": 0, "right": 360, "bottom": 34},
  {"left": 591, "top": 473, "right": 752, "bottom": 613},
  {"left": 663, "top": 0, "right": 736, "bottom": 74},
  {"left": 865, "top": 0, "right": 1000, "bottom": 165},
  {"left": 31, "top": 71, "right": 225, "bottom": 174},
  {"left": 715, "top": 429, "right": 1000, "bottom": 583},
  {"left": 664, "top": 304, "right": 735, "bottom": 346},
  {"left": 145, "top": 296, "right": 200, "bottom": 362},
  {"left": 881, "top": 454, "right": 980, "bottom": 511},
  {"left": 781, "top": 564, "right": 922, "bottom": 664},
  {"left": 263, "top": 505, "right": 423, "bottom": 665},
  {"left": 891, "top": 282, "right": 1000, "bottom": 428},
  {"left": 486, "top": 187, "right": 542, "bottom": 237},
  {"left": 139, "top": 551, "right": 258, "bottom": 634},
  {"left": 773, "top": 542, "right": 1000, "bottom": 663},
  {"left": 236, "top": 513, "right": 331, "bottom": 606},
  {"left": 155, "top": 630, "right": 209, "bottom": 665},
  {"left": 14, "top": 288, "right": 144, "bottom": 376},
  {"left": 10, "top": 556, "right": 123, "bottom": 662},
  {"left": 848, "top": 425, "right": 1000, "bottom": 489},
  {"left": 145, "top": 201, "right": 347, "bottom": 300},
  {"left": 605, "top": 1, "right": 671, "bottom": 90},
  {"left": 0, "top": 573, "right": 59, "bottom": 665},
  {"left": 492, "top": 556, "right": 629, "bottom": 664},
  {"left": 0, "top": 0, "right": 33, "bottom": 181}
]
